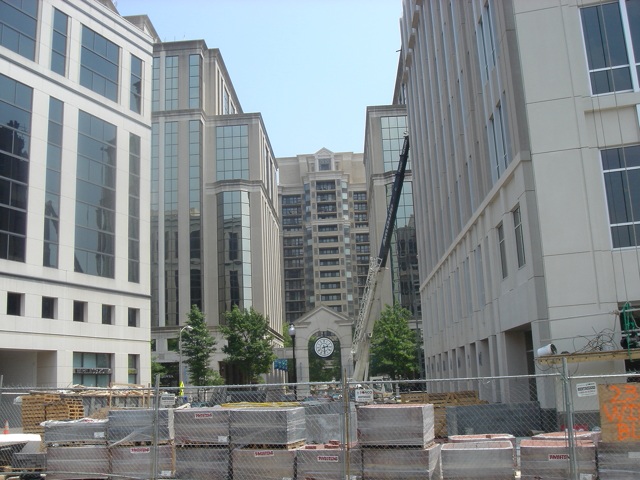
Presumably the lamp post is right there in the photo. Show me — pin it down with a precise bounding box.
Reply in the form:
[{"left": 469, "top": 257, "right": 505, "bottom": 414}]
[
  {"left": 288, "top": 323, "right": 297, "bottom": 398},
  {"left": 178, "top": 325, "right": 193, "bottom": 388}
]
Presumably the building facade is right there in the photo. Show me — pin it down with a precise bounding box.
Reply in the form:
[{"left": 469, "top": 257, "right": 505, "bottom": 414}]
[
  {"left": 149, "top": 39, "right": 283, "bottom": 385},
  {"left": 400, "top": 0, "right": 640, "bottom": 406},
  {"left": 363, "top": 105, "right": 422, "bottom": 374},
  {"left": 278, "top": 151, "right": 369, "bottom": 330},
  {"left": 0, "top": 0, "right": 154, "bottom": 387}
]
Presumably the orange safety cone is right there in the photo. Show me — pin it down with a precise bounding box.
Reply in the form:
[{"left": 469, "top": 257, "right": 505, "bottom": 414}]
[{"left": 2, "top": 420, "right": 9, "bottom": 434}]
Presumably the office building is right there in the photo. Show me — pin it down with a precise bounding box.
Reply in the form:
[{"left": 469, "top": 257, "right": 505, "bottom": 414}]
[
  {"left": 148, "top": 38, "right": 283, "bottom": 385},
  {"left": 400, "top": 0, "right": 640, "bottom": 405},
  {"left": 0, "top": 0, "right": 154, "bottom": 387}
]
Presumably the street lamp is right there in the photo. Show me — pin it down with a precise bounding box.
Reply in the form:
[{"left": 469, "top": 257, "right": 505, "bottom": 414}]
[
  {"left": 178, "top": 325, "right": 193, "bottom": 388},
  {"left": 288, "top": 323, "right": 297, "bottom": 397}
]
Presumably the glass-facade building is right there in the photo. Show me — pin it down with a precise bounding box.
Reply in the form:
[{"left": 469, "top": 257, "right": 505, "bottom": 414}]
[
  {"left": 150, "top": 40, "right": 282, "bottom": 386},
  {"left": 0, "top": 0, "right": 153, "bottom": 387}
]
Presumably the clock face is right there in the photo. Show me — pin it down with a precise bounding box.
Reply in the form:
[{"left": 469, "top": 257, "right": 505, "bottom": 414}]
[{"left": 314, "top": 337, "right": 335, "bottom": 357}]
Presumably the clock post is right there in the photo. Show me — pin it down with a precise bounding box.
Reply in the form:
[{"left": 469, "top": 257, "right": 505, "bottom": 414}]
[{"left": 288, "top": 323, "right": 297, "bottom": 398}]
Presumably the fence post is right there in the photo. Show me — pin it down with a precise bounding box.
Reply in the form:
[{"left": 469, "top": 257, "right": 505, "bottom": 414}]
[
  {"left": 561, "top": 358, "right": 578, "bottom": 480},
  {"left": 342, "top": 370, "right": 350, "bottom": 480},
  {"left": 152, "top": 374, "right": 160, "bottom": 480}
]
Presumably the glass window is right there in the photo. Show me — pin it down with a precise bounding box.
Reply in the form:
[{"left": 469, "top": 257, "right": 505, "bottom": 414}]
[
  {"left": 152, "top": 57, "right": 159, "bottom": 111},
  {"left": 0, "top": 73, "right": 32, "bottom": 262},
  {"left": 165, "top": 56, "right": 178, "bottom": 110},
  {"left": 216, "top": 125, "right": 249, "bottom": 180},
  {"left": 42, "top": 296, "right": 55, "bottom": 319},
  {"left": 381, "top": 116, "right": 409, "bottom": 171},
  {"left": 0, "top": 0, "right": 37, "bottom": 60},
  {"left": 51, "top": 8, "right": 68, "bottom": 75},
  {"left": 73, "top": 352, "right": 111, "bottom": 387},
  {"left": 602, "top": 145, "right": 640, "bottom": 248},
  {"left": 73, "top": 301, "right": 86, "bottom": 322},
  {"left": 129, "top": 133, "right": 140, "bottom": 282},
  {"left": 128, "top": 354, "right": 139, "bottom": 384},
  {"left": 130, "top": 55, "right": 142, "bottom": 113},
  {"left": 497, "top": 223, "right": 507, "bottom": 279},
  {"left": 513, "top": 206, "right": 526, "bottom": 268},
  {"left": 44, "top": 97, "right": 63, "bottom": 268},
  {"left": 80, "top": 26, "right": 120, "bottom": 102},
  {"left": 128, "top": 307, "right": 139, "bottom": 327},
  {"left": 581, "top": 2, "right": 635, "bottom": 94},
  {"left": 189, "top": 54, "right": 201, "bottom": 109},
  {"left": 102, "top": 304, "right": 113, "bottom": 325},
  {"left": 75, "top": 111, "right": 117, "bottom": 278},
  {"left": 6, "top": 292, "right": 22, "bottom": 315}
]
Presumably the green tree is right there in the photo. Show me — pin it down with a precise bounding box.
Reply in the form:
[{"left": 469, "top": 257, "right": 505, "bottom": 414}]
[
  {"left": 369, "top": 302, "right": 420, "bottom": 380},
  {"left": 182, "top": 305, "right": 224, "bottom": 386},
  {"left": 221, "top": 306, "right": 276, "bottom": 384}
]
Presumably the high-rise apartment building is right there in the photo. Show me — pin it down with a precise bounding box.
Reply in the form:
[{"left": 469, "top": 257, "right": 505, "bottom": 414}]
[
  {"left": 0, "top": 0, "right": 154, "bottom": 387},
  {"left": 400, "top": 0, "right": 640, "bottom": 405},
  {"left": 148, "top": 38, "right": 283, "bottom": 385},
  {"left": 278, "top": 150, "right": 369, "bottom": 325}
]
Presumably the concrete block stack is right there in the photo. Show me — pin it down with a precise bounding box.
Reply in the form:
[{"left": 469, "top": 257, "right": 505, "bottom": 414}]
[
  {"left": 597, "top": 441, "right": 640, "bottom": 479},
  {"left": 43, "top": 419, "right": 109, "bottom": 480},
  {"left": 297, "top": 441, "right": 362, "bottom": 480},
  {"left": 357, "top": 403, "right": 441, "bottom": 479},
  {"left": 304, "top": 401, "right": 357, "bottom": 444},
  {"left": 173, "top": 407, "right": 230, "bottom": 480},
  {"left": 519, "top": 439, "right": 597, "bottom": 480},
  {"left": 441, "top": 441, "right": 514, "bottom": 479},
  {"left": 108, "top": 408, "right": 176, "bottom": 478},
  {"left": 229, "top": 406, "right": 305, "bottom": 480}
]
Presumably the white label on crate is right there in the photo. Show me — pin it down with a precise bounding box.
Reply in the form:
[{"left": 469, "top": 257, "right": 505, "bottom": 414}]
[
  {"left": 281, "top": 478, "right": 292, "bottom": 480},
  {"left": 218, "top": 435, "right": 228, "bottom": 443},
  {"left": 194, "top": 412, "right": 213, "bottom": 419},
  {"left": 576, "top": 382, "right": 597, "bottom": 398},
  {"left": 254, "top": 450, "right": 274, "bottom": 457},
  {"left": 579, "top": 474, "right": 593, "bottom": 480},
  {"left": 160, "top": 471, "right": 172, "bottom": 477},
  {"left": 355, "top": 389, "right": 374, "bottom": 402},
  {"left": 94, "top": 431, "right": 105, "bottom": 438},
  {"left": 548, "top": 453, "right": 570, "bottom": 461},
  {"left": 130, "top": 447, "right": 151, "bottom": 454},
  {"left": 317, "top": 455, "right": 339, "bottom": 462},
  {"left": 629, "top": 452, "right": 640, "bottom": 459}
]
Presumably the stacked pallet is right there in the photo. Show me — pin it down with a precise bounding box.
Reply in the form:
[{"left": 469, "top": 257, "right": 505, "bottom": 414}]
[
  {"left": 173, "top": 407, "right": 231, "bottom": 480},
  {"left": 21, "top": 393, "right": 84, "bottom": 434},
  {"left": 400, "top": 390, "right": 485, "bottom": 437},
  {"left": 229, "top": 406, "right": 305, "bottom": 480},
  {"left": 357, "top": 404, "right": 441, "bottom": 479},
  {"left": 597, "top": 441, "right": 640, "bottom": 479},
  {"left": 297, "top": 441, "right": 362, "bottom": 480},
  {"left": 519, "top": 439, "right": 597, "bottom": 480},
  {"left": 441, "top": 441, "right": 515, "bottom": 479},
  {"left": 108, "top": 409, "right": 175, "bottom": 478},
  {"left": 44, "top": 419, "right": 109, "bottom": 480}
]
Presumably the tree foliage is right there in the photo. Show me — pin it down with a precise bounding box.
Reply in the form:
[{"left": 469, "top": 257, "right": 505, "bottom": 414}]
[
  {"left": 182, "top": 305, "right": 224, "bottom": 386},
  {"left": 221, "top": 306, "right": 276, "bottom": 384},
  {"left": 369, "top": 302, "right": 420, "bottom": 380}
]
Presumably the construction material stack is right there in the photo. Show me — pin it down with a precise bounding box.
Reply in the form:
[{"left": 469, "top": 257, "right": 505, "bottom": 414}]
[
  {"left": 399, "top": 390, "right": 485, "bottom": 437},
  {"left": 441, "top": 441, "right": 515, "bottom": 479},
  {"left": 173, "top": 407, "right": 230, "bottom": 480},
  {"left": 357, "top": 403, "right": 441, "bottom": 479},
  {"left": 229, "top": 406, "right": 305, "bottom": 480},
  {"left": 519, "top": 439, "right": 597, "bottom": 480},
  {"left": 297, "top": 440, "right": 362, "bottom": 480},
  {"left": 44, "top": 419, "right": 108, "bottom": 479},
  {"left": 107, "top": 408, "right": 175, "bottom": 478},
  {"left": 21, "top": 393, "right": 85, "bottom": 434}
]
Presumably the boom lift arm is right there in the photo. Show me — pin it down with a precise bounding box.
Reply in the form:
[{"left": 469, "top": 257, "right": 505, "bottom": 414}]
[{"left": 351, "top": 134, "right": 410, "bottom": 381}]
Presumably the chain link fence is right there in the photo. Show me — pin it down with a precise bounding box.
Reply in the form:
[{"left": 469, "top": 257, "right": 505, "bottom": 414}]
[{"left": 0, "top": 370, "right": 638, "bottom": 479}]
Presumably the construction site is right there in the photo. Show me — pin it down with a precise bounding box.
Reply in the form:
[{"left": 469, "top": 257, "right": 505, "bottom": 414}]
[{"left": 1, "top": 365, "right": 639, "bottom": 480}]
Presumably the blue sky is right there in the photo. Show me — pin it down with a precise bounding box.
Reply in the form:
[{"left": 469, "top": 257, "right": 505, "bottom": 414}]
[{"left": 117, "top": 0, "right": 403, "bottom": 158}]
